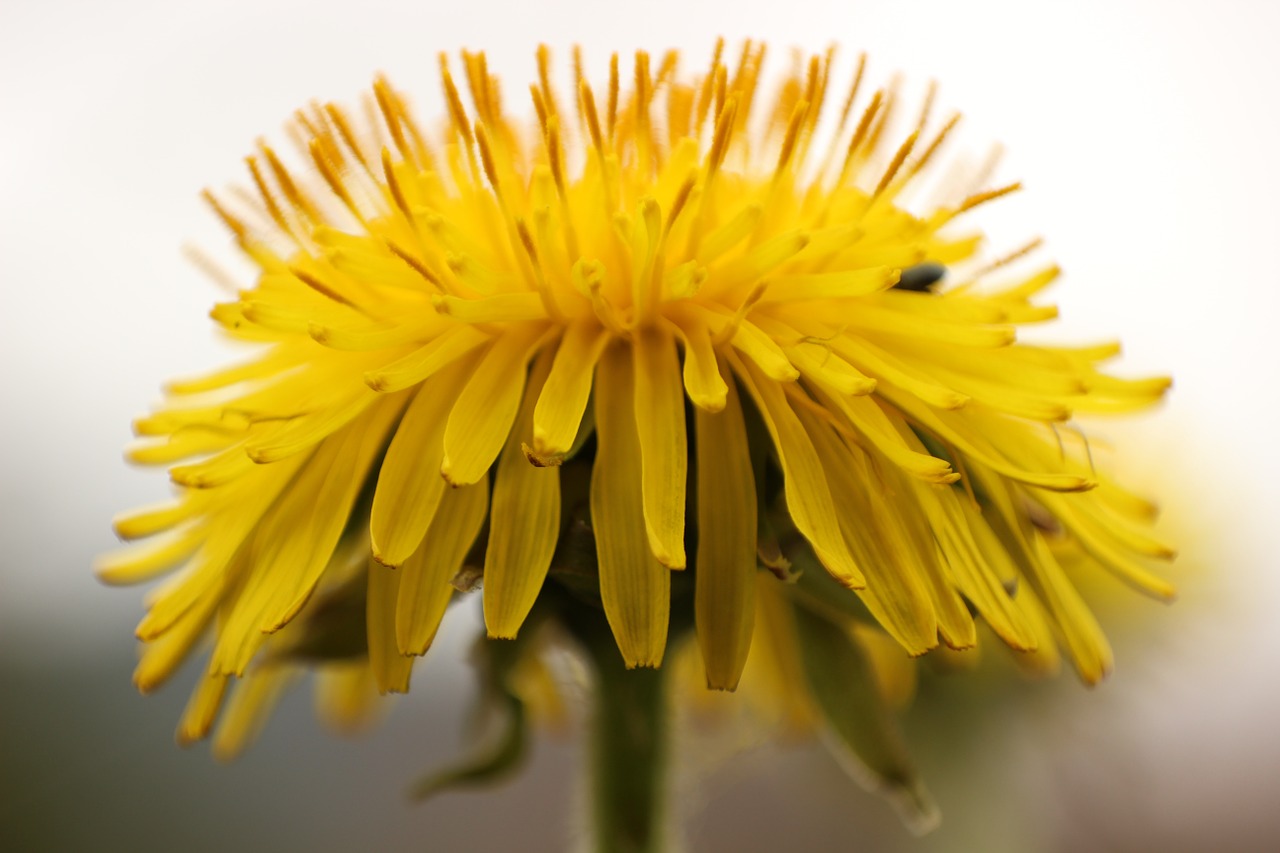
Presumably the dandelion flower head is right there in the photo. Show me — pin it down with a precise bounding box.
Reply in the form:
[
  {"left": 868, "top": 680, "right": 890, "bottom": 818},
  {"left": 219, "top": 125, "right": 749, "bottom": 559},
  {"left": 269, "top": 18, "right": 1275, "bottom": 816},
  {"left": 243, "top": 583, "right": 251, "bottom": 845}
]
[{"left": 99, "top": 41, "right": 1174, "bottom": 753}]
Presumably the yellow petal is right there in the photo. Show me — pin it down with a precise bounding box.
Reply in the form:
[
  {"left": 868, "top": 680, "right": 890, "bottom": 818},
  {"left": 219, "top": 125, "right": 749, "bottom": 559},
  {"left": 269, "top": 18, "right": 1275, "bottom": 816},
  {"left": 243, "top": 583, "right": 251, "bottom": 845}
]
[
  {"left": 591, "top": 342, "right": 670, "bottom": 668},
  {"left": 175, "top": 673, "right": 230, "bottom": 747},
  {"left": 138, "top": 455, "right": 309, "bottom": 641},
  {"left": 1003, "top": 586, "right": 1063, "bottom": 678},
  {"left": 818, "top": 390, "right": 957, "bottom": 484},
  {"left": 708, "top": 230, "right": 810, "bottom": 301},
  {"left": 803, "top": 394, "right": 972, "bottom": 648},
  {"left": 731, "top": 320, "right": 800, "bottom": 382},
  {"left": 95, "top": 523, "right": 205, "bottom": 585},
  {"left": 133, "top": 590, "right": 219, "bottom": 693},
  {"left": 760, "top": 266, "right": 897, "bottom": 302},
  {"left": 891, "top": 487, "right": 978, "bottom": 651},
  {"left": 112, "top": 498, "right": 204, "bottom": 540},
  {"left": 798, "top": 410, "right": 937, "bottom": 656},
  {"left": 441, "top": 327, "right": 547, "bottom": 486},
  {"left": 884, "top": 390, "right": 1094, "bottom": 492},
  {"left": 906, "top": 371, "right": 1070, "bottom": 422},
  {"left": 433, "top": 291, "right": 548, "bottom": 323},
  {"left": 127, "top": 431, "right": 238, "bottom": 465},
  {"left": 695, "top": 202, "right": 762, "bottom": 265},
  {"left": 1043, "top": 487, "right": 1176, "bottom": 562},
  {"left": 633, "top": 328, "right": 688, "bottom": 569},
  {"left": 309, "top": 317, "right": 444, "bottom": 351},
  {"left": 395, "top": 477, "right": 489, "bottom": 655},
  {"left": 245, "top": 388, "right": 379, "bottom": 464},
  {"left": 974, "top": 467, "right": 1112, "bottom": 683},
  {"left": 484, "top": 349, "right": 561, "bottom": 638},
  {"left": 908, "top": 475, "right": 1035, "bottom": 650},
  {"left": 694, "top": 372, "right": 757, "bottom": 690},
  {"left": 890, "top": 336, "right": 1088, "bottom": 397},
  {"left": 531, "top": 320, "right": 609, "bottom": 458},
  {"left": 369, "top": 364, "right": 472, "bottom": 566},
  {"left": 368, "top": 556, "right": 414, "bottom": 693},
  {"left": 211, "top": 665, "right": 299, "bottom": 761},
  {"left": 830, "top": 336, "right": 969, "bottom": 410},
  {"left": 170, "top": 444, "right": 258, "bottom": 489},
  {"left": 674, "top": 318, "right": 727, "bottom": 412},
  {"left": 363, "top": 324, "right": 490, "bottom": 393},
  {"left": 844, "top": 297, "right": 1013, "bottom": 343},
  {"left": 1028, "top": 532, "right": 1114, "bottom": 684},
  {"left": 990, "top": 264, "right": 1061, "bottom": 301},
  {"left": 313, "top": 662, "right": 383, "bottom": 735},
  {"left": 165, "top": 348, "right": 295, "bottom": 395},
  {"left": 211, "top": 400, "right": 403, "bottom": 675},
  {"left": 1038, "top": 493, "right": 1177, "bottom": 600},
  {"left": 729, "top": 354, "right": 863, "bottom": 586},
  {"left": 785, "top": 342, "right": 878, "bottom": 397}
]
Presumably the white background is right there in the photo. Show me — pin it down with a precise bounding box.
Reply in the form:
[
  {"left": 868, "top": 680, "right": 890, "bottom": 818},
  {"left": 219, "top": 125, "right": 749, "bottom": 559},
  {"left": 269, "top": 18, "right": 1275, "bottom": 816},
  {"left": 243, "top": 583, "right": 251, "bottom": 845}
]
[{"left": 2, "top": 1, "right": 1278, "bottom": 850}]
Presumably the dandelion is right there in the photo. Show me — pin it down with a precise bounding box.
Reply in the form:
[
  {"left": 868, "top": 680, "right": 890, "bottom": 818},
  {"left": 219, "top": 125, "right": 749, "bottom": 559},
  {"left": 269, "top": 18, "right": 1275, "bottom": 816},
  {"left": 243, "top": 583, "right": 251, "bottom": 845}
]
[{"left": 99, "top": 40, "right": 1173, "bottom": 846}]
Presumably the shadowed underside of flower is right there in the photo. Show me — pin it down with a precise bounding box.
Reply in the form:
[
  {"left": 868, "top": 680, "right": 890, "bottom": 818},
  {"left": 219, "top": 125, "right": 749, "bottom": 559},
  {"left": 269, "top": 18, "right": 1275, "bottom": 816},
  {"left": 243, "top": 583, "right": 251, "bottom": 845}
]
[{"left": 98, "top": 41, "right": 1173, "bottom": 759}]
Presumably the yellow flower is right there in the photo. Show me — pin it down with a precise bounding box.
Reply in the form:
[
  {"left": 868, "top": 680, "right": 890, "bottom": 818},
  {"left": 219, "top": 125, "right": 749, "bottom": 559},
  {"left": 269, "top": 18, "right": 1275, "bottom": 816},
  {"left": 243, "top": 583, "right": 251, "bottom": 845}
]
[{"left": 99, "top": 41, "right": 1174, "bottom": 752}]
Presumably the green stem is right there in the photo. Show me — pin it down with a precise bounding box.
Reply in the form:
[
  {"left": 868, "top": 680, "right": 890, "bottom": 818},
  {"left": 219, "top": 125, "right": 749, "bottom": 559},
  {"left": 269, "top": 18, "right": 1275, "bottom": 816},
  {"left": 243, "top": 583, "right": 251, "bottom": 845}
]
[{"left": 583, "top": 637, "right": 668, "bottom": 853}]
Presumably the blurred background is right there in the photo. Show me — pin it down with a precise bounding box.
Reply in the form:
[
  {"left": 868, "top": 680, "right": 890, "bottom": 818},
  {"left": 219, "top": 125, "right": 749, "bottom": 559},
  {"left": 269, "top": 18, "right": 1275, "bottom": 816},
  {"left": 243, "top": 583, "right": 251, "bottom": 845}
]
[{"left": 2, "top": 0, "right": 1277, "bottom": 850}]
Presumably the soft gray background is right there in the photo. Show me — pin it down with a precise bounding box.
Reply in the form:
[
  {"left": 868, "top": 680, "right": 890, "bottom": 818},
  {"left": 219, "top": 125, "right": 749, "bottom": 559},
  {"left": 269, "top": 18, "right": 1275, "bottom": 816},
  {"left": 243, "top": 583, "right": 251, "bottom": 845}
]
[{"left": 3, "top": 0, "right": 1278, "bottom": 850}]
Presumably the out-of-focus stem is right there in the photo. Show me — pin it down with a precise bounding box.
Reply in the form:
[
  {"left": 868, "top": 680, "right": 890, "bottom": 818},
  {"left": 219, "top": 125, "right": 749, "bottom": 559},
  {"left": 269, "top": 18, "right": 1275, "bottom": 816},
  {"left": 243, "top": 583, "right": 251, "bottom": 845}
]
[{"left": 581, "top": 626, "right": 668, "bottom": 853}]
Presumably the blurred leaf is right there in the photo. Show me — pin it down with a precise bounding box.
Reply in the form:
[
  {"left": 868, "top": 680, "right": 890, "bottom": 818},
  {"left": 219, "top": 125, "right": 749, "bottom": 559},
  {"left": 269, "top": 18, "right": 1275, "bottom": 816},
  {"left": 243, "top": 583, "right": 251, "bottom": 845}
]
[
  {"left": 792, "top": 601, "right": 940, "bottom": 835},
  {"left": 409, "top": 695, "right": 527, "bottom": 800},
  {"left": 410, "top": 632, "right": 535, "bottom": 801}
]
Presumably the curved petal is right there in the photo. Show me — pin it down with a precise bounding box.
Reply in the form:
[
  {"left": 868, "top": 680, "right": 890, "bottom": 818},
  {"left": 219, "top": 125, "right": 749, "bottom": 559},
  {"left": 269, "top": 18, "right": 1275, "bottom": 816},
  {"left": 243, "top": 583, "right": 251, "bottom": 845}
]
[{"left": 591, "top": 343, "right": 670, "bottom": 668}]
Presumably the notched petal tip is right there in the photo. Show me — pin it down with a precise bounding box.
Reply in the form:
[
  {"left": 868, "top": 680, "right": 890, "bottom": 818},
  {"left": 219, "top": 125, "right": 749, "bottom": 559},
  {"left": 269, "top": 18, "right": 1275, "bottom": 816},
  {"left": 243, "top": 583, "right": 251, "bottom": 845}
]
[
  {"left": 369, "top": 548, "right": 399, "bottom": 569},
  {"left": 905, "top": 644, "right": 937, "bottom": 660},
  {"left": 938, "top": 635, "right": 978, "bottom": 652},
  {"left": 815, "top": 550, "right": 866, "bottom": 590},
  {"left": 689, "top": 392, "right": 728, "bottom": 413},
  {"left": 704, "top": 678, "right": 742, "bottom": 693},
  {"left": 623, "top": 658, "right": 663, "bottom": 671},
  {"left": 522, "top": 441, "right": 563, "bottom": 467},
  {"left": 654, "top": 547, "right": 687, "bottom": 570}
]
